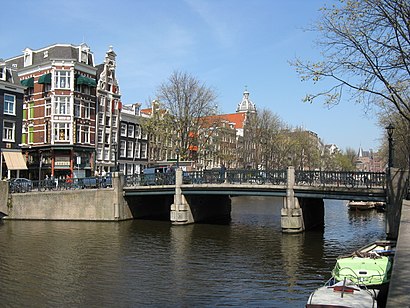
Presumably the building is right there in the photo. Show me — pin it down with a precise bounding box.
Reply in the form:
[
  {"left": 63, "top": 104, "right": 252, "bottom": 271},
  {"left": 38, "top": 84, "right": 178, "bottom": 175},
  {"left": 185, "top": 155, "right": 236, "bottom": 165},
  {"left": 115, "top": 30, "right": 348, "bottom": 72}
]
[
  {"left": 355, "top": 147, "right": 384, "bottom": 172},
  {"left": 118, "top": 103, "right": 149, "bottom": 175},
  {"left": 141, "top": 89, "right": 256, "bottom": 170},
  {"left": 0, "top": 61, "right": 28, "bottom": 179},
  {"left": 5, "top": 43, "right": 98, "bottom": 179},
  {"left": 95, "top": 46, "right": 122, "bottom": 175}
]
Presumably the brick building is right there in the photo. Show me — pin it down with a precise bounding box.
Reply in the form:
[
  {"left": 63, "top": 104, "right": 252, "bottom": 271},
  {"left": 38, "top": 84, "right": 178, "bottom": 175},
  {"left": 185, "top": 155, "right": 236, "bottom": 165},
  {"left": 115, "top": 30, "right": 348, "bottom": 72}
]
[{"left": 5, "top": 43, "right": 98, "bottom": 179}]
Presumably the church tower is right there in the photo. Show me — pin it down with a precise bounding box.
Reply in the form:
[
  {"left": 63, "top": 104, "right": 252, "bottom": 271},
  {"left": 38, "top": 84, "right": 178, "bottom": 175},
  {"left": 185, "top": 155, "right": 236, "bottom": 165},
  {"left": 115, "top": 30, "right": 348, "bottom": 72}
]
[{"left": 236, "top": 87, "right": 257, "bottom": 113}]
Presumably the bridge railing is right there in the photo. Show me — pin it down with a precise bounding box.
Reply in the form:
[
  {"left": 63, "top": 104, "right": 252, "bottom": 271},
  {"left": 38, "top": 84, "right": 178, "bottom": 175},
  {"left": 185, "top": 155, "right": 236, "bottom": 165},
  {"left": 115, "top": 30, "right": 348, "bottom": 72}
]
[
  {"left": 294, "top": 170, "right": 385, "bottom": 188},
  {"left": 124, "top": 173, "right": 175, "bottom": 187},
  {"left": 7, "top": 176, "right": 113, "bottom": 193}
]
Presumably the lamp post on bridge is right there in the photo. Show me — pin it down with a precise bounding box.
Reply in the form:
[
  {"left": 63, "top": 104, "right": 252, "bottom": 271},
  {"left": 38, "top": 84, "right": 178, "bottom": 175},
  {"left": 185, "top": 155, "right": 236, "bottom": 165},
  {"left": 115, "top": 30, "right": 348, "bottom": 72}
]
[{"left": 386, "top": 123, "right": 395, "bottom": 174}]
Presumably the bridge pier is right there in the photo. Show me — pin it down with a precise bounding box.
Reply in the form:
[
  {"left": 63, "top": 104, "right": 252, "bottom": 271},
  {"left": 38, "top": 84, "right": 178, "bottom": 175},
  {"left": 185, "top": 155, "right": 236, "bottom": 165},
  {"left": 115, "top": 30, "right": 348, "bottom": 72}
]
[
  {"left": 281, "top": 166, "right": 305, "bottom": 233},
  {"left": 171, "top": 169, "right": 194, "bottom": 225},
  {"left": 170, "top": 169, "right": 232, "bottom": 225}
]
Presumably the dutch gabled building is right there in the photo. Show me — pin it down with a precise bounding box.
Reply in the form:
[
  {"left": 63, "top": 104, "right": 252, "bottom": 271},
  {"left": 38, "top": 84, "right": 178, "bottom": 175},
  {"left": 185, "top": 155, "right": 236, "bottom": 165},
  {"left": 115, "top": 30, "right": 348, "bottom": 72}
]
[
  {"left": 119, "top": 103, "right": 149, "bottom": 175},
  {"left": 95, "top": 46, "right": 122, "bottom": 175},
  {"left": 5, "top": 43, "right": 98, "bottom": 179}
]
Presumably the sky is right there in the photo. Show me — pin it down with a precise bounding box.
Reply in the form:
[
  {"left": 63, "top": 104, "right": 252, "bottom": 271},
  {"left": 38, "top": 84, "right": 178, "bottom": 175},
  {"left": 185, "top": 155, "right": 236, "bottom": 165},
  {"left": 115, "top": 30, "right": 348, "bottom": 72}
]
[{"left": 1, "top": 0, "right": 384, "bottom": 151}]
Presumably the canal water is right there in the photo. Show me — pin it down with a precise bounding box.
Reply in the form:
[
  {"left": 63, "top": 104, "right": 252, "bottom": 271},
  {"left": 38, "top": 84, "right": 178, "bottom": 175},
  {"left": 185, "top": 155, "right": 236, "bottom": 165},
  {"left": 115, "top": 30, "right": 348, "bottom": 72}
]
[{"left": 0, "top": 197, "right": 386, "bottom": 307}]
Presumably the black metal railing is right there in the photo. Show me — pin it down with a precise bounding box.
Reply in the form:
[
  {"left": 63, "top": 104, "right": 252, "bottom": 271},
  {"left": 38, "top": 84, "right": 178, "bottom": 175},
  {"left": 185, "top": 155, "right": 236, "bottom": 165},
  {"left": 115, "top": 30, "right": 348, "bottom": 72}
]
[
  {"left": 8, "top": 176, "right": 113, "bottom": 193},
  {"left": 294, "top": 170, "right": 385, "bottom": 189},
  {"left": 7, "top": 169, "right": 386, "bottom": 193}
]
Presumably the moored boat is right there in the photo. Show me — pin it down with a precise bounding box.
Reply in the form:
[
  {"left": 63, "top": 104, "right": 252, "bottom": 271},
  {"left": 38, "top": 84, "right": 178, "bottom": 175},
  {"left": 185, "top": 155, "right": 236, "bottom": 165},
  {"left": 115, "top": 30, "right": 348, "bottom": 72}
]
[
  {"left": 306, "top": 278, "right": 378, "bottom": 307},
  {"left": 331, "top": 240, "right": 395, "bottom": 289},
  {"left": 347, "top": 201, "right": 376, "bottom": 211}
]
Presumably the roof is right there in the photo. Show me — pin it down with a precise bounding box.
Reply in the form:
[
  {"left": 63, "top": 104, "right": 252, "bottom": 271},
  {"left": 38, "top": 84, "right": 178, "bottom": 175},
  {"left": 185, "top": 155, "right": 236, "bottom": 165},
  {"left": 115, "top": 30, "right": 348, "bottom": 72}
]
[
  {"left": 5, "top": 43, "right": 94, "bottom": 70},
  {"left": 199, "top": 112, "right": 247, "bottom": 130}
]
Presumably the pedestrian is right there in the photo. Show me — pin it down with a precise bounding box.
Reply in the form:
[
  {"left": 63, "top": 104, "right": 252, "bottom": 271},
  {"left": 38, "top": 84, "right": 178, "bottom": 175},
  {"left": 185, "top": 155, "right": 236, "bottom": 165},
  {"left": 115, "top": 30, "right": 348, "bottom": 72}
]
[{"left": 220, "top": 163, "right": 226, "bottom": 183}]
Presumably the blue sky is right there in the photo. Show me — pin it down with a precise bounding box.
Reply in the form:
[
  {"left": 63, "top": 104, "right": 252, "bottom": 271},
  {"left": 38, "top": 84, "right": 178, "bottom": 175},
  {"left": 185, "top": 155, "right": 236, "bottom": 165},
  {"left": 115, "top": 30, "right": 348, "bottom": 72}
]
[{"left": 1, "top": 0, "right": 383, "bottom": 151}]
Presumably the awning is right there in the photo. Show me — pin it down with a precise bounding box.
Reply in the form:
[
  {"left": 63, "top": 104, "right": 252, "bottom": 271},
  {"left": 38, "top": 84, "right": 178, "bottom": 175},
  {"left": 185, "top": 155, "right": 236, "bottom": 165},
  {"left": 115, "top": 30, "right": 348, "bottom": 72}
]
[
  {"left": 20, "top": 77, "right": 34, "bottom": 88},
  {"left": 76, "top": 75, "right": 97, "bottom": 87},
  {"left": 38, "top": 73, "right": 51, "bottom": 84},
  {"left": 2, "top": 150, "right": 28, "bottom": 170}
]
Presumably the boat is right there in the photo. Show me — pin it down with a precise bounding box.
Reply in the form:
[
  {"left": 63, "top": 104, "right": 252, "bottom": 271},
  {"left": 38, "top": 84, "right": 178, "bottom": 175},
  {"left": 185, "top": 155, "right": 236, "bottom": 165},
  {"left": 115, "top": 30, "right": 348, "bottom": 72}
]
[
  {"left": 0, "top": 211, "right": 7, "bottom": 224},
  {"left": 331, "top": 240, "right": 396, "bottom": 289},
  {"left": 306, "top": 278, "right": 378, "bottom": 307},
  {"left": 347, "top": 201, "right": 376, "bottom": 211}
]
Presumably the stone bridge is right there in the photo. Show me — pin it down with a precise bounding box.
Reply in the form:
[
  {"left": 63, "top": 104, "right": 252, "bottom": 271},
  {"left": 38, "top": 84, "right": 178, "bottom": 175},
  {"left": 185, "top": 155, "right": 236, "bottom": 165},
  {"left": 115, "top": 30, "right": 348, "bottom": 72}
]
[
  {"left": 123, "top": 167, "right": 386, "bottom": 233},
  {"left": 2, "top": 167, "right": 407, "bottom": 238}
]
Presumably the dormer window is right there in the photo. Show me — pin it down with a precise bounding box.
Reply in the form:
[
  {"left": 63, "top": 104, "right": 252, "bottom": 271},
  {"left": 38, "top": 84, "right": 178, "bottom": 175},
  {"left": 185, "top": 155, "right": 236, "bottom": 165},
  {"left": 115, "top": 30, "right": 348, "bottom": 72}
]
[
  {"left": 79, "top": 44, "right": 93, "bottom": 65},
  {"left": 23, "top": 48, "right": 33, "bottom": 67}
]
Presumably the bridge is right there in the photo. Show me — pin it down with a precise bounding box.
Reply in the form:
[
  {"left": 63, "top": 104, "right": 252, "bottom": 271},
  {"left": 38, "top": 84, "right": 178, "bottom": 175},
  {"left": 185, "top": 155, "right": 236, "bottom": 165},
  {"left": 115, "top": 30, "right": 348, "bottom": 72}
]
[
  {"left": 121, "top": 167, "right": 386, "bottom": 233},
  {"left": 3, "top": 167, "right": 407, "bottom": 237},
  {"left": 123, "top": 168, "right": 386, "bottom": 201}
]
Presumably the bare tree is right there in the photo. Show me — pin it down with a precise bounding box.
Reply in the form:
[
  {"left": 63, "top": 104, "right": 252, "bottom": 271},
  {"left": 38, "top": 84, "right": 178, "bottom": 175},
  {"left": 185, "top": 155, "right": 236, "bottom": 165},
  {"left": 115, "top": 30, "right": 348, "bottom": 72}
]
[
  {"left": 292, "top": 0, "right": 410, "bottom": 123},
  {"left": 155, "top": 71, "right": 218, "bottom": 161}
]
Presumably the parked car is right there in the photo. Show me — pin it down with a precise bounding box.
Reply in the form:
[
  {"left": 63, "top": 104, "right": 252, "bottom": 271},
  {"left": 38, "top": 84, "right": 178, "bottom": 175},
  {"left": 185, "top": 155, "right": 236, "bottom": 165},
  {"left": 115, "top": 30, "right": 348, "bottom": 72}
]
[{"left": 9, "top": 178, "right": 33, "bottom": 193}]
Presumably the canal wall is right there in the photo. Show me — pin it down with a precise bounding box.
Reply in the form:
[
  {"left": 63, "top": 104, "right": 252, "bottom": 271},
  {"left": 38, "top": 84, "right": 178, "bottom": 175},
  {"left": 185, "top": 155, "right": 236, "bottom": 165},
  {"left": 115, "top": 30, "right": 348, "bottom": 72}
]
[
  {"left": 386, "top": 199, "right": 410, "bottom": 307},
  {"left": 0, "top": 180, "right": 9, "bottom": 216},
  {"left": 1, "top": 173, "right": 133, "bottom": 221}
]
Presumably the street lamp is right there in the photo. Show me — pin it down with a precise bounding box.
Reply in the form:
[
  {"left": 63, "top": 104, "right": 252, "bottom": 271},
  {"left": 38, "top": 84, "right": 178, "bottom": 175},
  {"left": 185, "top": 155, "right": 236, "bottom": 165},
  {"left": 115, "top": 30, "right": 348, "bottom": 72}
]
[
  {"left": 386, "top": 123, "right": 395, "bottom": 169},
  {"left": 112, "top": 142, "right": 118, "bottom": 172}
]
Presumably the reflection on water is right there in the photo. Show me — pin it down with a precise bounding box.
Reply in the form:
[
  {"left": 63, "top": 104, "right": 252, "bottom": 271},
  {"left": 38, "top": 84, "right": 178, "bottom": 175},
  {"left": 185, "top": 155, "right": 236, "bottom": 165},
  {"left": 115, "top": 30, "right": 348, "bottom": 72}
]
[{"left": 0, "top": 197, "right": 385, "bottom": 307}]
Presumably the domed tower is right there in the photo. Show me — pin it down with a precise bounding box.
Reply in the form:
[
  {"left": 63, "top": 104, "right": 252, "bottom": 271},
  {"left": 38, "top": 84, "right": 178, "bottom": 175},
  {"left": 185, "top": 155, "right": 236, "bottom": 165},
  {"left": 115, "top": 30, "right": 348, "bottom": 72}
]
[{"left": 236, "top": 87, "right": 257, "bottom": 113}]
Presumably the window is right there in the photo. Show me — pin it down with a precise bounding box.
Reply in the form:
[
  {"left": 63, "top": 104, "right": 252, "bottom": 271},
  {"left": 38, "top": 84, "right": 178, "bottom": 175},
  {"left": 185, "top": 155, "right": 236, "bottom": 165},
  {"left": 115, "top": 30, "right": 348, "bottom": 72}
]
[
  {"left": 112, "top": 115, "right": 117, "bottom": 127},
  {"left": 97, "top": 130, "right": 103, "bottom": 143},
  {"left": 135, "top": 142, "right": 141, "bottom": 158},
  {"left": 111, "top": 130, "right": 117, "bottom": 143},
  {"left": 74, "top": 100, "right": 81, "bottom": 117},
  {"left": 99, "top": 96, "right": 105, "bottom": 108},
  {"left": 28, "top": 126, "right": 34, "bottom": 143},
  {"left": 127, "top": 124, "right": 134, "bottom": 138},
  {"left": 2, "top": 121, "right": 15, "bottom": 142},
  {"left": 121, "top": 123, "right": 127, "bottom": 136},
  {"left": 45, "top": 99, "right": 52, "bottom": 117},
  {"left": 24, "top": 50, "right": 32, "bottom": 67},
  {"left": 84, "top": 101, "right": 90, "bottom": 119},
  {"left": 105, "top": 115, "right": 110, "bottom": 126},
  {"left": 104, "top": 132, "right": 110, "bottom": 144},
  {"left": 127, "top": 141, "right": 134, "bottom": 158},
  {"left": 98, "top": 112, "right": 104, "bottom": 125},
  {"left": 28, "top": 101, "right": 34, "bottom": 119},
  {"left": 54, "top": 71, "right": 71, "bottom": 89},
  {"left": 4, "top": 94, "right": 15, "bottom": 115},
  {"left": 135, "top": 125, "right": 141, "bottom": 138},
  {"left": 43, "top": 83, "right": 51, "bottom": 95},
  {"left": 76, "top": 125, "right": 81, "bottom": 143},
  {"left": 53, "top": 122, "right": 70, "bottom": 141},
  {"left": 54, "top": 96, "right": 70, "bottom": 115},
  {"left": 141, "top": 143, "right": 147, "bottom": 159},
  {"left": 120, "top": 140, "right": 126, "bottom": 157},
  {"left": 84, "top": 126, "right": 90, "bottom": 143},
  {"left": 104, "top": 148, "right": 110, "bottom": 160},
  {"left": 126, "top": 164, "right": 133, "bottom": 175},
  {"left": 97, "top": 148, "right": 103, "bottom": 160},
  {"left": 141, "top": 128, "right": 148, "bottom": 140}
]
